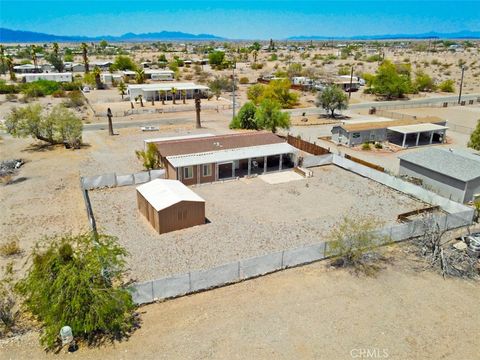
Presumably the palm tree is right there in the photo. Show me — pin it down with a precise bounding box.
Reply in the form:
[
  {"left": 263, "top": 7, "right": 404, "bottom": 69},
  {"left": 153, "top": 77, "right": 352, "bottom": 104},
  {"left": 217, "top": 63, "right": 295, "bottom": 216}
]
[
  {"left": 194, "top": 92, "right": 202, "bottom": 128},
  {"left": 251, "top": 50, "right": 258, "bottom": 63},
  {"left": 159, "top": 90, "right": 166, "bottom": 105},
  {"left": 0, "top": 45, "right": 5, "bottom": 75},
  {"left": 30, "top": 45, "right": 38, "bottom": 70},
  {"left": 53, "top": 42, "right": 59, "bottom": 57},
  {"left": 135, "top": 68, "right": 145, "bottom": 84},
  {"left": 81, "top": 42, "right": 89, "bottom": 73},
  {"left": 137, "top": 94, "right": 144, "bottom": 107},
  {"left": 171, "top": 87, "right": 177, "bottom": 104},
  {"left": 6, "top": 56, "right": 15, "bottom": 81},
  {"left": 181, "top": 89, "right": 187, "bottom": 104},
  {"left": 118, "top": 81, "right": 127, "bottom": 100},
  {"left": 92, "top": 66, "right": 102, "bottom": 89}
]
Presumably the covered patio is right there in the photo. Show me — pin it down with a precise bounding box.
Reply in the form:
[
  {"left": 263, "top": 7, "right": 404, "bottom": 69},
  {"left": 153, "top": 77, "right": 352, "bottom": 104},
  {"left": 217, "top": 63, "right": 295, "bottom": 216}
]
[{"left": 387, "top": 123, "right": 448, "bottom": 148}]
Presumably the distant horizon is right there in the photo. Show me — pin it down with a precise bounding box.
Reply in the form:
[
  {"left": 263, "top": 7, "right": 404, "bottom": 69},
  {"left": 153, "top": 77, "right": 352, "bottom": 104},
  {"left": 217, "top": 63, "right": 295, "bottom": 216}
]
[{"left": 1, "top": 1, "right": 479, "bottom": 40}]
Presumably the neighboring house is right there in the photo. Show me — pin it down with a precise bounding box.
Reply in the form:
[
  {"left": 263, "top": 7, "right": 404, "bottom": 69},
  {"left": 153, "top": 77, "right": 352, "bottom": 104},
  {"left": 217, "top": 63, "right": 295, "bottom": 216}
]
[
  {"left": 13, "top": 64, "right": 41, "bottom": 74},
  {"left": 22, "top": 72, "right": 73, "bottom": 83},
  {"left": 90, "top": 61, "right": 113, "bottom": 71},
  {"left": 399, "top": 148, "right": 480, "bottom": 203},
  {"left": 331, "top": 117, "right": 447, "bottom": 147},
  {"left": 100, "top": 72, "right": 123, "bottom": 85},
  {"left": 64, "top": 62, "right": 85, "bottom": 72},
  {"left": 146, "top": 132, "right": 298, "bottom": 185},
  {"left": 127, "top": 82, "right": 209, "bottom": 101},
  {"left": 136, "top": 179, "right": 205, "bottom": 234},
  {"left": 146, "top": 69, "right": 175, "bottom": 81}
]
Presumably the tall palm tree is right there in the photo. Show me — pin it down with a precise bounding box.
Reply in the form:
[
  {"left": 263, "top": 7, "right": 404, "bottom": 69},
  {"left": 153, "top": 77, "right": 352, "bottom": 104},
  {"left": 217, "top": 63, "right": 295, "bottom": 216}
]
[
  {"left": 194, "top": 92, "right": 202, "bottom": 128},
  {"left": 81, "top": 42, "right": 89, "bottom": 73},
  {"left": 0, "top": 45, "right": 5, "bottom": 75},
  {"left": 30, "top": 45, "right": 38, "bottom": 70},
  {"left": 92, "top": 66, "right": 102, "bottom": 89},
  {"left": 6, "top": 56, "right": 15, "bottom": 81},
  {"left": 252, "top": 50, "right": 258, "bottom": 63},
  {"left": 171, "top": 87, "right": 177, "bottom": 104},
  {"left": 53, "top": 42, "right": 59, "bottom": 57},
  {"left": 159, "top": 90, "right": 166, "bottom": 105}
]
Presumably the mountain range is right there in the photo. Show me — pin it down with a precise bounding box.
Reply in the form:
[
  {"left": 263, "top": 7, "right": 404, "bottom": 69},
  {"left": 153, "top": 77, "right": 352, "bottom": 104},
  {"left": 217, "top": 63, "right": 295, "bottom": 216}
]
[
  {"left": 1, "top": 28, "right": 479, "bottom": 43},
  {"left": 0, "top": 28, "right": 225, "bottom": 42}
]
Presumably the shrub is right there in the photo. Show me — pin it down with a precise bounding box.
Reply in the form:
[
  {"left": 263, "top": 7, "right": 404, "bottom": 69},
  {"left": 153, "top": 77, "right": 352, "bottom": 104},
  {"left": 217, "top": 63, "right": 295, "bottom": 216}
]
[
  {"left": 362, "top": 142, "right": 371, "bottom": 150},
  {"left": 136, "top": 143, "right": 161, "bottom": 170},
  {"left": 63, "top": 90, "right": 85, "bottom": 108},
  {"left": 5, "top": 93, "right": 17, "bottom": 102},
  {"left": 51, "top": 89, "right": 66, "bottom": 98},
  {"left": 0, "top": 239, "right": 21, "bottom": 256},
  {"left": 251, "top": 62, "right": 264, "bottom": 70},
  {"left": 374, "top": 142, "right": 383, "bottom": 149},
  {"left": 366, "top": 54, "right": 383, "bottom": 62},
  {"left": 16, "top": 233, "right": 136, "bottom": 349},
  {"left": 239, "top": 77, "right": 249, "bottom": 84},
  {"left": 0, "top": 80, "right": 19, "bottom": 94},
  {"left": 438, "top": 79, "right": 455, "bottom": 93},
  {"left": 326, "top": 217, "right": 387, "bottom": 275},
  {"left": 60, "top": 81, "right": 81, "bottom": 92}
]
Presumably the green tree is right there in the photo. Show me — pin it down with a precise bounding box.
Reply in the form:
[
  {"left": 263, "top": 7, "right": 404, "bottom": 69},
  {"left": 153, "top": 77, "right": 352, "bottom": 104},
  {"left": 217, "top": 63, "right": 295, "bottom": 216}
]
[
  {"left": 112, "top": 55, "right": 137, "bottom": 71},
  {"left": 0, "top": 45, "right": 6, "bottom": 75},
  {"left": 230, "top": 101, "right": 258, "bottom": 130},
  {"left": 45, "top": 52, "right": 64, "bottom": 73},
  {"left": 254, "top": 99, "right": 290, "bottom": 133},
  {"left": 135, "top": 143, "right": 161, "bottom": 170},
  {"left": 208, "top": 51, "right": 225, "bottom": 68},
  {"left": 316, "top": 85, "right": 349, "bottom": 118},
  {"left": 6, "top": 56, "right": 15, "bottom": 81},
  {"left": 208, "top": 76, "right": 232, "bottom": 100},
  {"left": 16, "top": 233, "right": 135, "bottom": 349},
  {"left": 3, "top": 104, "right": 83, "bottom": 148},
  {"left": 368, "top": 60, "right": 413, "bottom": 99},
  {"left": 247, "top": 83, "right": 265, "bottom": 105},
  {"left": 92, "top": 66, "right": 103, "bottom": 89},
  {"left": 263, "top": 79, "right": 299, "bottom": 109},
  {"left": 118, "top": 81, "right": 127, "bottom": 99},
  {"left": 171, "top": 87, "right": 177, "bottom": 104},
  {"left": 135, "top": 68, "right": 145, "bottom": 84},
  {"left": 99, "top": 40, "right": 108, "bottom": 49},
  {"left": 468, "top": 120, "right": 480, "bottom": 151}
]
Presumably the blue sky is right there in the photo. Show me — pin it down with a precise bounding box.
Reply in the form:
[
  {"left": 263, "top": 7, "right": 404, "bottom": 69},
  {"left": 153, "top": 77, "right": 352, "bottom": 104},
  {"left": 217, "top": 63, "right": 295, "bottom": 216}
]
[{"left": 1, "top": 1, "right": 479, "bottom": 39}]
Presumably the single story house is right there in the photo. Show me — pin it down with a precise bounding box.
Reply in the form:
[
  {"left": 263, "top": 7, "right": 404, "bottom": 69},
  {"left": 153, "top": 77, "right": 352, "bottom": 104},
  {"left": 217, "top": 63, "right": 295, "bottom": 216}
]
[
  {"left": 136, "top": 179, "right": 205, "bottom": 234},
  {"left": 399, "top": 148, "right": 480, "bottom": 203},
  {"left": 22, "top": 72, "right": 73, "bottom": 83},
  {"left": 146, "top": 69, "right": 175, "bottom": 81},
  {"left": 146, "top": 132, "right": 298, "bottom": 185},
  {"left": 64, "top": 62, "right": 85, "bottom": 72},
  {"left": 100, "top": 73, "right": 124, "bottom": 85},
  {"left": 127, "top": 82, "right": 209, "bottom": 101},
  {"left": 13, "top": 64, "right": 41, "bottom": 74},
  {"left": 331, "top": 117, "right": 447, "bottom": 148},
  {"left": 90, "top": 61, "right": 113, "bottom": 71}
]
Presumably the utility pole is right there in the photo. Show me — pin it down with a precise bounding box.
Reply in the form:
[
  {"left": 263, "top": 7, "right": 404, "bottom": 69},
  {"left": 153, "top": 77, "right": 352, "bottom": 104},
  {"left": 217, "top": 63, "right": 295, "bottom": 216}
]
[
  {"left": 348, "top": 66, "right": 354, "bottom": 99},
  {"left": 232, "top": 60, "right": 236, "bottom": 119},
  {"left": 458, "top": 66, "right": 465, "bottom": 104}
]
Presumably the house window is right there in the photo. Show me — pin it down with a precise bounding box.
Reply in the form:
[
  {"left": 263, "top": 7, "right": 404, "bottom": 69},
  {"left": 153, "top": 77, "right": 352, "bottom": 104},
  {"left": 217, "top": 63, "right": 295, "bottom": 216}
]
[
  {"left": 202, "top": 164, "right": 212, "bottom": 177},
  {"left": 183, "top": 166, "right": 193, "bottom": 179}
]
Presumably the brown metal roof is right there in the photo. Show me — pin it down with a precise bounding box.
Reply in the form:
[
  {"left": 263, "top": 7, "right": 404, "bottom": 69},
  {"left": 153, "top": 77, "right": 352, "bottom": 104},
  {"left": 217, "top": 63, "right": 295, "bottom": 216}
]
[
  {"left": 340, "top": 116, "right": 445, "bottom": 132},
  {"left": 154, "top": 132, "right": 285, "bottom": 157}
]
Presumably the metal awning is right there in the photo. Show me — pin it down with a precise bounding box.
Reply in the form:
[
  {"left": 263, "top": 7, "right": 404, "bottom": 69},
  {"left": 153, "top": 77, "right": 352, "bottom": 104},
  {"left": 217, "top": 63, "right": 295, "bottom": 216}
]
[{"left": 387, "top": 123, "right": 448, "bottom": 134}]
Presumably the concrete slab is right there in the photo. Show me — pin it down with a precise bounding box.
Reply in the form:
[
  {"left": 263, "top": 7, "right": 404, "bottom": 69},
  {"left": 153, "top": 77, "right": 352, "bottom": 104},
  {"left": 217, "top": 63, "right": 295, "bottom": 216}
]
[{"left": 258, "top": 171, "right": 304, "bottom": 184}]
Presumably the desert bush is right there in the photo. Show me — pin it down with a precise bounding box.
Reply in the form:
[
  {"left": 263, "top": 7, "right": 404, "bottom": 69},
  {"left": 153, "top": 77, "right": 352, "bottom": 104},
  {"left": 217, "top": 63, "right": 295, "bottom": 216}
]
[
  {"left": 5, "top": 93, "right": 17, "bottom": 102},
  {"left": 239, "top": 77, "right": 249, "bottom": 84},
  {"left": 374, "top": 142, "right": 383, "bottom": 149},
  {"left": 0, "top": 80, "right": 19, "bottom": 94},
  {"left": 362, "top": 142, "right": 371, "bottom": 150},
  {"left": 250, "top": 62, "right": 264, "bottom": 70},
  {"left": 16, "top": 233, "right": 136, "bottom": 349},
  {"left": 438, "top": 79, "right": 455, "bottom": 92},
  {"left": 0, "top": 239, "right": 21, "bottom": 257},
  {"left": 135, "top": 143, "right": 161, "bottom": 170},
  {"left": 51, "top": 89, "right": 66, "bottom": 98},
  {"left": 63, "top": 90, "right": 85, "bottom": 108},
  {"left": 327, "top": 217, "right": 387, "bottom": 275}
]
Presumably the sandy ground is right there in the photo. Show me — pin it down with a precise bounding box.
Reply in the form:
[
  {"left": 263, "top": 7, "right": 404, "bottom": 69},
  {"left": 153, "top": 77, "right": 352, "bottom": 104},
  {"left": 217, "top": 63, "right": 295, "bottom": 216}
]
[
  {"left": 89, "top": 166, "right": 425, "bottom": 281},
  {"left": 1, "top": 246, "right": 479, "bottom": 360}
]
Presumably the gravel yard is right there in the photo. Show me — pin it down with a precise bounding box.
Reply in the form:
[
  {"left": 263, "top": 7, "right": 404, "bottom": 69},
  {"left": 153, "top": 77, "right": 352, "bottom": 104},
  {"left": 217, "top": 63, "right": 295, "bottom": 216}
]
[{"left": 90, "top": 165, "right": 426, "bottom": 282}]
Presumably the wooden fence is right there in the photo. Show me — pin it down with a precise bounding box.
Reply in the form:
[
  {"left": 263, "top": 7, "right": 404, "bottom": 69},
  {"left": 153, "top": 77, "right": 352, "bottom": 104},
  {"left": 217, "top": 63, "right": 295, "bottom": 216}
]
[
  {"left": 344, "top": 154, "right": 385, "bottom": 172},
  {"left": 287, "top": 135, "right": 330, "bottom": 155}
]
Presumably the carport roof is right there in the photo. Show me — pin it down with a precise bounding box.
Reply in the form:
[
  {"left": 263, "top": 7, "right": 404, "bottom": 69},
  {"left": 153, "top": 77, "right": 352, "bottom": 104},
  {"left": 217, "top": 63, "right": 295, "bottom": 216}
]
[
  {"left": 387, "top": 123, "right": 448, "bottom": 134},
  {"left": 167, "top": 143, "right": 297, "bottom": 168},
  {"left": 399, "top": 148, "right": 480, "bottom": 182},
  {"left": 136, "top": 179, "right": 205, "bottom": 212}
]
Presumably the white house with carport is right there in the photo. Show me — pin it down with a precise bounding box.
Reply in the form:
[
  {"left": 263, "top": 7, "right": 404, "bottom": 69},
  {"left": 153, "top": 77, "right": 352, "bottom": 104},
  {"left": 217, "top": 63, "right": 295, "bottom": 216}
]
[
  {"left": 22, "top": 73, "right": 73, "bottom": 83},
  {"left": 127, "top": 82, "right": 209, "bottom": 101}
]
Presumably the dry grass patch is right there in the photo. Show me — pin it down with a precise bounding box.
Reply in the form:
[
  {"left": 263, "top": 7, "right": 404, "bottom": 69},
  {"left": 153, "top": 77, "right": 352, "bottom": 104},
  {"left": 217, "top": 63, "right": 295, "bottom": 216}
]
[{"left": 0, "top": 239, "right": 22, "bottom": 257}]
